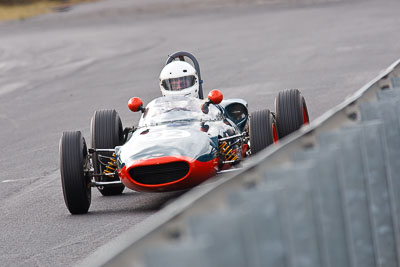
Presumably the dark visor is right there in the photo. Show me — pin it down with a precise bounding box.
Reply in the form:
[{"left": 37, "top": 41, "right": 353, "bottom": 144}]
[{"left": 162, "top": 76, "right": 195, "bottom": 91}]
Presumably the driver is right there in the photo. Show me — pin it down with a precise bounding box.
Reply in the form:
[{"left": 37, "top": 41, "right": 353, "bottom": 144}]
[{"left": 159, "top": 61, "right": 200, "bottom": 98}]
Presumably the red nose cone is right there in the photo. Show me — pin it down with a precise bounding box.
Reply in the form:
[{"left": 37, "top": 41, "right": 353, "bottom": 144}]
[
  {"left": 208, "top": 89, "right": 223, "bottom": 104},
  {"left": 128, "top": 97, "right": 143, "bottom": 112}
]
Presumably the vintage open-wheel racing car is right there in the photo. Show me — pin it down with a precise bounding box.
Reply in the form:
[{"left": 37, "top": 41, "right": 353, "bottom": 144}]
[{"left": 59, "top": 52, "right": 309, "bottom": 214}]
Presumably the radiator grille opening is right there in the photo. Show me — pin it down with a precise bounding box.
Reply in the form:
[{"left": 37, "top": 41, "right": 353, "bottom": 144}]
[{"left": 129, "top": 161, "right": 190, "bottom": 185}]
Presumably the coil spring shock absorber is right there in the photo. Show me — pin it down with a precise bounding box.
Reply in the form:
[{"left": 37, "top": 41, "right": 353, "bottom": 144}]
[
  {"left": 219, "top": 141, "right": 238, "bottom": 161},
  {"left": 103, "top": 153, "right": 117, "bottom": 176}
]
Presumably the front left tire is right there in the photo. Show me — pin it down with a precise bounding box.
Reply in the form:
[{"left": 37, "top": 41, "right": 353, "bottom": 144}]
[{"left": 249, "top": 109, "right": 278, "bottom": 155}]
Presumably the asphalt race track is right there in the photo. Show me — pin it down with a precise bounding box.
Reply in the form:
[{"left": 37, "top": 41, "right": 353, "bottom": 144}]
[{"left": 0, "top": 0, "right": 400, "bottom": 265}]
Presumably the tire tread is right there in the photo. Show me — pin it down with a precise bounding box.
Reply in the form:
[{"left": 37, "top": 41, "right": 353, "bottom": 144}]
[
  {"left": 60, "top": 131, "right": 91, "bottom": 214},
  {"left": 91, "top": 110, "right": 125, "bottom": 196},
  {"left": 275, "top": 89, "right": 308, "bottom": 138},
  {"left": 250, "top": 109, "right": 274, "bottom": 154}
]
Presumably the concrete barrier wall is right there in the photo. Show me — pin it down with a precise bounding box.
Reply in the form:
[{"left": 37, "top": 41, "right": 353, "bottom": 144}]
[{"left": 79, "top": 59, "right": 400, "bottom": 267}]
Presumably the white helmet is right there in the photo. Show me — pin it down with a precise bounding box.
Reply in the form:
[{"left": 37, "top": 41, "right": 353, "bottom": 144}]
[{"left": 159, "top": 61, "right": 199, "bottom": 98}]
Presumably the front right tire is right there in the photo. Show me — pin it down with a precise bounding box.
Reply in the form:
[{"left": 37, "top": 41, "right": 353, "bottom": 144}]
[{"left": 60, "top": 131, "right": 91, "bottom": 214}]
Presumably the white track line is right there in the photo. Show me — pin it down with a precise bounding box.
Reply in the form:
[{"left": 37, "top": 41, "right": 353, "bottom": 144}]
[{"left": 2, "top": 178, "right": 37, "bottom": 183}]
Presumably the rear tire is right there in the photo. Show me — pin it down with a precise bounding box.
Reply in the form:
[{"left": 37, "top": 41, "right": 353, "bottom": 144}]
[
  {"left": 91, "top": 109, "right": 125, "bottom": 196},
  {"left": 249, "top": 109, "right": 278, "bottom": 155},
  {"left": 60, "top": 131, "right": 91, "bottom": 214},
  {"left": 275, "top": 89, "right": 309, "bottom": 138}
]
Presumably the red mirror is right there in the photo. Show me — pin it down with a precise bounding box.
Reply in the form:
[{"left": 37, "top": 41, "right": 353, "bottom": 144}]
[
  {"left": 208, "top": 89, "right": 223, "bottom": 105},
  {"left": 128, "top": 97, "right": 144, "bottom": 112}
]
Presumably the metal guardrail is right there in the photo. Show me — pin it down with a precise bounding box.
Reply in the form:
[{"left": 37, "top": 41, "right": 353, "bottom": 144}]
[{"left": 79, "top": 59, "right": 400, "bottom": 267}]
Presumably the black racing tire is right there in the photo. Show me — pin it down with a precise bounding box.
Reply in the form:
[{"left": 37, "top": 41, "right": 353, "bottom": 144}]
[
  {"left": 249, "top": 109, "right": 278, "bottom": 155},
  {"left": 91, "top": 109, "right": 125, "bottom": 196},
  {"left": 275, "top": 89, "right": 309, "bottom": 139},
  {"left": 60, "top": 131, "right": 91, "bottom": 214}
]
